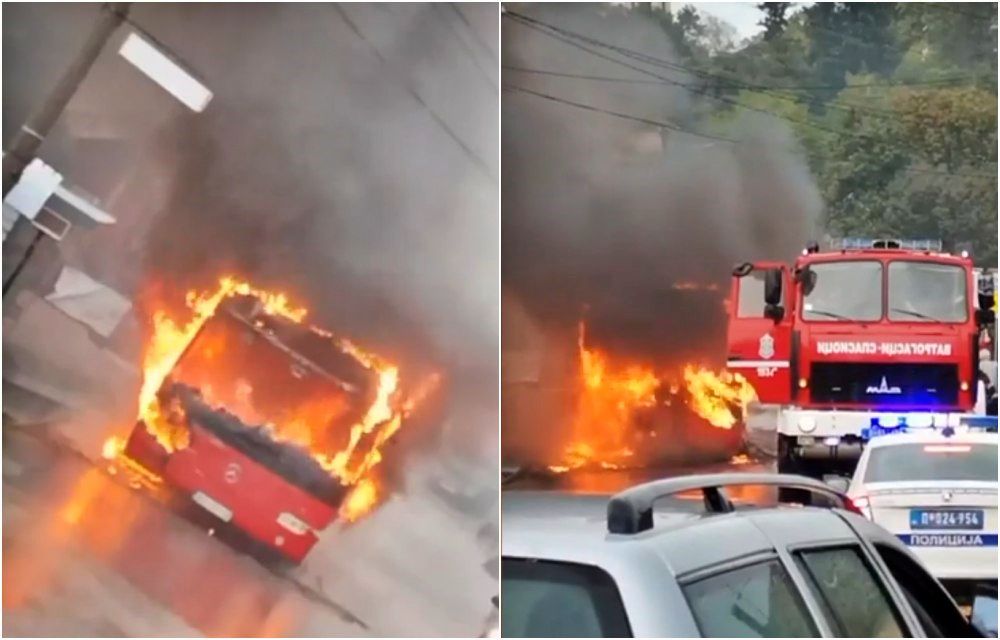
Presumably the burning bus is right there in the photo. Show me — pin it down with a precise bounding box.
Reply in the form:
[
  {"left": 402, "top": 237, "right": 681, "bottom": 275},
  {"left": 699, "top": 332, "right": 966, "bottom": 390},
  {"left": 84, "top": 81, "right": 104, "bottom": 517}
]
[{"left": 104, "top": 277, "right": 435, "bottom": 564}]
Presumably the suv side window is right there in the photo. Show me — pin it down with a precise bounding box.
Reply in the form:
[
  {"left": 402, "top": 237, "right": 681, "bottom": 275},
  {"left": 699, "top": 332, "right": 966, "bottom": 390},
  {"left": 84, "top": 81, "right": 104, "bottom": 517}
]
[
  {"left": 795, "top": 546, "right": 907, "bottom": 637},
  {"left": 501, "top": 558, "right": 631, "bottom": 638},
  {"left": 682, "top": 559, "right": 818, "bottom": 637}
]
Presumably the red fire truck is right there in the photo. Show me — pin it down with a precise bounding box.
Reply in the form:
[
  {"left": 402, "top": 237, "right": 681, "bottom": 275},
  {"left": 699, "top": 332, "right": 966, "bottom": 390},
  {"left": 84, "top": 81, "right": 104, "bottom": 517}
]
[
  {"left": 121, "top": 294, "right": 376, "bottom": 564},
  {"left": 726, "top": 238, "right": 996, "bottom": 477}
]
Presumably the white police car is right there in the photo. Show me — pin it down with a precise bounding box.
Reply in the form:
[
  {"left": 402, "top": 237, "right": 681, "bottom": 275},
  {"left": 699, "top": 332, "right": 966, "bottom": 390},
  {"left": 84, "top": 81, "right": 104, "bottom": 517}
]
[{"left": 845, "top": 427, "right": 998, "bottom": 601}]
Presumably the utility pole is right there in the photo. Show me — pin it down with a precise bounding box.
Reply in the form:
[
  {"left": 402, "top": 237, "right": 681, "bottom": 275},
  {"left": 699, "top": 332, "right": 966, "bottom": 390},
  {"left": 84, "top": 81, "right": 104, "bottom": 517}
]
[
  {"left": 2, "top": 3, "right": 130, "bottom": 298},
  {"left": 2, "top": 2, "right": 131, "bottom": 196}
]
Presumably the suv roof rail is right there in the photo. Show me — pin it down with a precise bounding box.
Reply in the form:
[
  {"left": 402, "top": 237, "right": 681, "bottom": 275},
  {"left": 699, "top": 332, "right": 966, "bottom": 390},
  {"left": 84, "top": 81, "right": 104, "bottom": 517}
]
[{"left": 606, "top": 473, "right": 855, "bottom": 534}]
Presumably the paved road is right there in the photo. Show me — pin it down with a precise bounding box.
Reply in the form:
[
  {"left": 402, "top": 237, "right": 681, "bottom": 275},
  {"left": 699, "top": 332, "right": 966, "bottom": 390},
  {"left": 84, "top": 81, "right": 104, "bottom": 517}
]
[{"left": 3, "top": 422, "right": 496, "bottom": 637}]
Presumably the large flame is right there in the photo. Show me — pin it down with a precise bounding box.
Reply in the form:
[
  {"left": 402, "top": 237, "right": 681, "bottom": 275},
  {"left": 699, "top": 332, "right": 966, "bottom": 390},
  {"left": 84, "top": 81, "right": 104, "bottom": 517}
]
[
  {"left": 552, "top": 322, "right": 756, "bottom": 472},
  {"left": 682, "top": 364, "right": 757, "bottom": 430},
  {"left": 106, "top": 276, "right": 431, "bottom": 522}
]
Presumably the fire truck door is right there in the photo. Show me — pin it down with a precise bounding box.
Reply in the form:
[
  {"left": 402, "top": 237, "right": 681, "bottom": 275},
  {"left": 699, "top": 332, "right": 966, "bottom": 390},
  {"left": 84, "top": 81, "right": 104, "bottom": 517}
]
[{"left": 726, "top": 262, "right": 793, "bottom": 404}]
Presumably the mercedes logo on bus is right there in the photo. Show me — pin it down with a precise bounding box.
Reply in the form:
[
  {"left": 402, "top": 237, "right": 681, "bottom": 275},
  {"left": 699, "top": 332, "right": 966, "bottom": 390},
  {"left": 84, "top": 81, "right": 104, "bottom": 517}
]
[{"left": 224, "top": 462, "right": 242, "bottom": 484}]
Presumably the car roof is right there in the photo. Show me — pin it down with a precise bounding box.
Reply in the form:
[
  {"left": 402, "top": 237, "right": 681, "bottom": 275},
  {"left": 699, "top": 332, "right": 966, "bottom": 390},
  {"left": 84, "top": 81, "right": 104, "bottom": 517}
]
[
  {"left": 502, "top": 489, "right": 915, "bottom": 636},
  {"left": 502, "top": 490, "right": 861, "bottom": 575},
  {"left": 866, "top": 431, "right": 999, "bottom": 448}
]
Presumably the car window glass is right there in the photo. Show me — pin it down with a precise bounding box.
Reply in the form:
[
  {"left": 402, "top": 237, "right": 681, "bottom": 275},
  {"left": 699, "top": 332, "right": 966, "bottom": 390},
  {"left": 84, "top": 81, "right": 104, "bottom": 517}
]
[
  {"left": 683, "top": 559, "right": 818, "bottom": 638},
  {"left": 888, "top": 261, "right": 967, "bottom": 322},
  {"left": 738, "top": 271, "right": 768, "bottom": 317},
  {"left": 874, "top": 543, "right": 972, "bottom": 638},
  {"left": 796, "top": 547, "right": 906, "bottom": 637},
  {"left": 802, "top": 261, "right": 882, "bottom": 321},
  {"left": 864, "top": 443, "right": 997, "bottom": 483},
  {"left": 501, "top": 558, "right": 631, "bottom": 638}
]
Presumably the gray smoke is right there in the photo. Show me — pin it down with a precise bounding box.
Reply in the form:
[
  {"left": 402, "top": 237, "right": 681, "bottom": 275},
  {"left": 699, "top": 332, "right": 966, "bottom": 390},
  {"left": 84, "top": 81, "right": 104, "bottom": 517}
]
[
  {"left": 5, "top": 3, "right": 496, "bottom": 373},
  {"left": 4, "top": 3, "right": 498, "bottom": 476},
  {"left": 503, "top": 3, "right": 820, "bottom": 364}
]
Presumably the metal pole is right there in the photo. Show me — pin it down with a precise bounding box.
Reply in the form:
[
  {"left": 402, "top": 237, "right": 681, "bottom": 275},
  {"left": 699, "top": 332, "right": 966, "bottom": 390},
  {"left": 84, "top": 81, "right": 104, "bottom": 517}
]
[{"left": 1, "top": 2, "right": 131, "bottom": 196}]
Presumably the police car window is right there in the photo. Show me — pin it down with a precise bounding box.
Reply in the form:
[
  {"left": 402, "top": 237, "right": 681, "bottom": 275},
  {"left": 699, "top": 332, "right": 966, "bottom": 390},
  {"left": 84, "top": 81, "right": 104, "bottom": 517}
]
[
  {"left": 802, "top": 261, "right": 882, "bottom": 322},
  {"left": 683, "top": 559, "right": 818, "bottom": 637},
  {"left": 795, "top": 546, "right": 906, "bottom": 637},
  {"left": 888, "top": 261, "right": 967, "bottom": 323},
  {"left": 501, "top": 558, "right": 631, "bottom": 638},
  {"left": 864, "top": 443, "right": 998, "bottom": 483}
]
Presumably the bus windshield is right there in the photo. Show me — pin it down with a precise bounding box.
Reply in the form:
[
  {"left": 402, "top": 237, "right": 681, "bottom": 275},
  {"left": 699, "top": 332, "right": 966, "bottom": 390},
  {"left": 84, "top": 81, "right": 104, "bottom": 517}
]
[{"left": 801, "top": 261, "right": 882, "bottom": 322}]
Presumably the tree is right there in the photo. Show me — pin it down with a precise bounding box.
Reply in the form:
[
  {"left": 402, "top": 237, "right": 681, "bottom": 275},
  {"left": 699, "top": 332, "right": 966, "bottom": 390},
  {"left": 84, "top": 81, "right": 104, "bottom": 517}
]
[
  {"left": 822, "top": 86, "right": 997, "bottom": 265},
  {"left": 758, "top": 3, "right": 789, "bottom": 41}
]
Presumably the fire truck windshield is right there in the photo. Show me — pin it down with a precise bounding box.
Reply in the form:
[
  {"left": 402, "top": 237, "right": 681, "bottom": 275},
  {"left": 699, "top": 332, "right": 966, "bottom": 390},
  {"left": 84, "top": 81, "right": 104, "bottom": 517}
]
[
  {"left": 802, "top": 261, "right": 882, "bottom": 321},
  {"left": 888, "top": 261, "right": 967, "bottom": 322}
]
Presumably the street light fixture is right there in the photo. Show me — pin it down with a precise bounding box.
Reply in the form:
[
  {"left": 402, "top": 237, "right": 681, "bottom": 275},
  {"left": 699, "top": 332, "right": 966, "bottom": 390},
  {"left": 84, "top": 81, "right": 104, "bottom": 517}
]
[{"left": 118, "top": 31, "right": 213, "bottom": 113}]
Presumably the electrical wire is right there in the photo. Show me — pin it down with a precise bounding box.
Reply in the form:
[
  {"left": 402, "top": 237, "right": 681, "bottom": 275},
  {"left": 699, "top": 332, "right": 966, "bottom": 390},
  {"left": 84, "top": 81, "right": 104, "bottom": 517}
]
[
  {"left": 335, "top": 4, "right": 495, "bottom": 182},
  {"left": 504, "top": 11, "right": 908, "bottom": 120},
  {"left": 502, "top": 65, "right": 984, "bottom": 91},
  {"left": 449, "top": 3, "right": 498, "bottom": 63},
  {"left": 503, "top": 83, "right": 739, "bottom": 143},
  {"left": 434, "top": 3, "right": 498, "bottom": 95},
  {"left": 503, "top": 12, "right": 995, "bottom": 180}
]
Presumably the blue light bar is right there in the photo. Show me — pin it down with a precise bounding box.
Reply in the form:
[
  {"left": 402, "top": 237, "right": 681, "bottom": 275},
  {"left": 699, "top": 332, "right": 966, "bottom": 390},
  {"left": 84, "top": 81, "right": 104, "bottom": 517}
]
[
  {"left": 863, "top": 416, "right": 908, "bottom": 440},
  {"left": 958, "top": 415, "right": 999, "bottom": 433},
  {"left": 832, "top": 238, "right": 943, "bottom": 252}
]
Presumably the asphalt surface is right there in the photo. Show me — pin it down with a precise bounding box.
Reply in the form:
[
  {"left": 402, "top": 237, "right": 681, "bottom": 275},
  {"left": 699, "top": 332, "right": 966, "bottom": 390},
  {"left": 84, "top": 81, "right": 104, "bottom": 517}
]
[{"left": 2, "top": 421, "right": 497, "bottom": 637}]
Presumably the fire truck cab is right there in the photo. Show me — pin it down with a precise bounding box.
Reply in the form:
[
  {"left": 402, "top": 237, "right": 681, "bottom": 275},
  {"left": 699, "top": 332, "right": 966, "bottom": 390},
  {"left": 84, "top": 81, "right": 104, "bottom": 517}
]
[{"left": 726, "top": 238, "right": 997, "bottom": 477}]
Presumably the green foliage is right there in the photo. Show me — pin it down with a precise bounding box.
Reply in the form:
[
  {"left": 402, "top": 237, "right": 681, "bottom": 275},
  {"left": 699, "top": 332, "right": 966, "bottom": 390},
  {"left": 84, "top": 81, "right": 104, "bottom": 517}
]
[
  {"left": 628, "top": 2, "right": 997, "bottom": 265},
  {"left": 758, "top": 3, "right": 789, "bottom": 42},
  {"left": 822, "top": 86, "right": 997, "bottom": 265}
]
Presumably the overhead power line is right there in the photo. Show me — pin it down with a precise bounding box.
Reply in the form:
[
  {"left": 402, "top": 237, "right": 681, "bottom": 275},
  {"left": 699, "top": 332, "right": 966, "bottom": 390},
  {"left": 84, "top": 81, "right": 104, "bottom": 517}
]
[
  {"left": 434, "top": 3, "right": 498, "bottom": 95},
  {"left": 503, "top": 12, "right": 995, "bottom": 181},
  {"left": 449, "top": 3, "right": 498, "bottom": 63},
  {"left": 503, "top": 11, "right": 909, "bottom": 121},
  {"left": 505, "top": 10, "right": 994, "bottom": 122},
  {"left": 504, "top": 12, "right": 884, "bottom": 133},
  {"left": 503, "top": 65, "right": 985, "bottom": 92},
  {"left": 506, "top": 83, "right": 993, "bottom": 180},
  {"left": 334, "top": 5, "right": 495, "bottom": 182},
  {"left": 503, "top": 83, "right": 738, "bottom": 143}
]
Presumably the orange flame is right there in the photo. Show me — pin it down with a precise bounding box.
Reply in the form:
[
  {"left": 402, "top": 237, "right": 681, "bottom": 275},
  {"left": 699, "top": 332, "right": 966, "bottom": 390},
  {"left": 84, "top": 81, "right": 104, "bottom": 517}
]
[
  {"left": 552, "top": 323, "right": 657, "bottom": 471},
  {"left": 682, "top": 364, "right": 757, "bottom": 429},
  {"left": 550, "top": 322, "right": 757, "bottom": 471},
  {"left": 338, "top": 478, "right": 379, "bottom": 522},
  {"left": 105, "top": 276, "right": 433, "bottom": 522}
]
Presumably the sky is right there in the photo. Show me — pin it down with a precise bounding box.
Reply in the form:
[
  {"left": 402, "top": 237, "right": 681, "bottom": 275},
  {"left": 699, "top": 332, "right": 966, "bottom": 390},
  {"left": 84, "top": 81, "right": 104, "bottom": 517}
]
[{"left": 690, "top": 2, "right": 811, "bottom": 42}]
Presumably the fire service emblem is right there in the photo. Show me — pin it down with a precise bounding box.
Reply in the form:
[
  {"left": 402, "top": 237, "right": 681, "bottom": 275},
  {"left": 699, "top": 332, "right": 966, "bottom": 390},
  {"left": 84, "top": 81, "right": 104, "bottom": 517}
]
[
  {"left": 224, "top": 462, "right": 242, "bottom": 484},
  {"left": 758, "top": 333, "right": 775, "bottom": 360}
]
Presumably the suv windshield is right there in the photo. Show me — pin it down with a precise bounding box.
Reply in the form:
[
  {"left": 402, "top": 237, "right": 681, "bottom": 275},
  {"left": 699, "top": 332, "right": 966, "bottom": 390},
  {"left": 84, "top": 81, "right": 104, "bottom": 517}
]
[
  {"left": 802, "top": 261, "right": 882, "bottom": 322},
  {"left": 864, "top": 442, "right": 998, "bottom": 483},
  {"left": 888, "top": 261, "right": 967, "bottom": 322}
]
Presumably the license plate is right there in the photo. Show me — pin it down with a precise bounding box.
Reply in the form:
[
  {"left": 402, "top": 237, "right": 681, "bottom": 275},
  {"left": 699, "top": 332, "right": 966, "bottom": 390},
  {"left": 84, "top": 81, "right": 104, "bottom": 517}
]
[
  {"left": 910, "top": 508, "right": 984, "bottom": 530},
  {"left": 192, "top": 491, "right": 233, "bottom": 522},
  {"left": 899, "top": 533, "right": 998, "bottom": 547}
]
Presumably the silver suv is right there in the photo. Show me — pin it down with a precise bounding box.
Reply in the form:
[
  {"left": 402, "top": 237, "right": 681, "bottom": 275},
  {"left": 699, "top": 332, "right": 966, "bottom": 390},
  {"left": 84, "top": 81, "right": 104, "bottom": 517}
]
[{"left": 502, "top": 473, "right": 997, "bottom": 637}]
